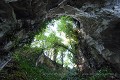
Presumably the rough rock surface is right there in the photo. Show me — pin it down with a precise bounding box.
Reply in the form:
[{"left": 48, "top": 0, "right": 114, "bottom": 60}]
[{"left": 0, "top": 0, "right": 120, "bottom": 74}]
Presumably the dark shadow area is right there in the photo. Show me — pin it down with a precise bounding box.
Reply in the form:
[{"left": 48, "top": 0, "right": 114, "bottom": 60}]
[{"left": 101, "top": 20, "right": 120, "bottom": 54}]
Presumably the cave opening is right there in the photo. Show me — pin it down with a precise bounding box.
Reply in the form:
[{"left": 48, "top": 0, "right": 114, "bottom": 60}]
[
  {"left": 31, "top": 16, "right": 78, "bottom": 69},
  {"left": 1, "top": 0, "right": 120, "bottom": 80},
  {"left": 6, "top": 16, "right": 85, "bottom": 80},
  {"left": 0, "top": 15, "right": 115, "bottom": 80}
]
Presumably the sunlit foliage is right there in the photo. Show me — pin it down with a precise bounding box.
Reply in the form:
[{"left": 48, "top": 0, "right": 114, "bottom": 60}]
[{"left": 31, "top": 16, "right": 78, "bottom": 68}]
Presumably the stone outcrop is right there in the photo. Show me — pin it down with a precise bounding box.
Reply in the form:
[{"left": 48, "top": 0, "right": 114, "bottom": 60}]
[{"left": 0, "top": 0, "right": 120, "bottom": 74}]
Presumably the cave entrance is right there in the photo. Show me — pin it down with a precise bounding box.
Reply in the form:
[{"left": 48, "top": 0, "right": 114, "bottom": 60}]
[{"left": 31, "top": 16, "right": 80, "bottom": 69}]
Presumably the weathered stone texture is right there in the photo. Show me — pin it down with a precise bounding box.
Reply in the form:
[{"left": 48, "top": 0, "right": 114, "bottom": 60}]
[{"left": 0, "top": 0, "right": 120, "bottom": 74}]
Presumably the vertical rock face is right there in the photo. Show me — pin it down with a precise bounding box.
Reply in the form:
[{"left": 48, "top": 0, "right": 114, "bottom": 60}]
[
  {"left": 0, "top": 0, "right": 120, "bottom": 73},
  {"left": 101, "top": 20, "right": 120, "bottom": 71},
  {"left": 47, "top": 0, "right": 120, "bottom": 73}
]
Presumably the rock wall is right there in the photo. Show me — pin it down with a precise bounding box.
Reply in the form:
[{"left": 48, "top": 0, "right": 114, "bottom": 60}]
[
  {"left": 47, "top": 0, "right": 120, "bottom": 73},
  {"left": 0, "top": 0, "right": 120, "bottom": 73}
]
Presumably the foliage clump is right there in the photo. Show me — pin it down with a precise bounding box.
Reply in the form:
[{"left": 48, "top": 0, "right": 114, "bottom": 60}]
[{"left": 31, "top": 16, "right": 78, "bottom": 68}]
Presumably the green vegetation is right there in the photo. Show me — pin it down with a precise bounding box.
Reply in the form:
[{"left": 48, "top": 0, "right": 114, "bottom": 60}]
[
  {"left": 8, "top": 16, "right": 79, "bottom": 80},
  {"left": 0, "top": 16, "right": 114, "bottom": 80},
  {"left": 12, "top": 46, "right": 68, "bottom": 80},
  {"left": 31, "top": 16, "right": 78, "bottom": 68}
]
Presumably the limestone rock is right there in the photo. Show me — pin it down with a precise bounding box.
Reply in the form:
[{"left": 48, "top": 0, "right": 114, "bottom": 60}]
[{"left": 0, "top": 0, "right": 120, "bottom": 73}]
